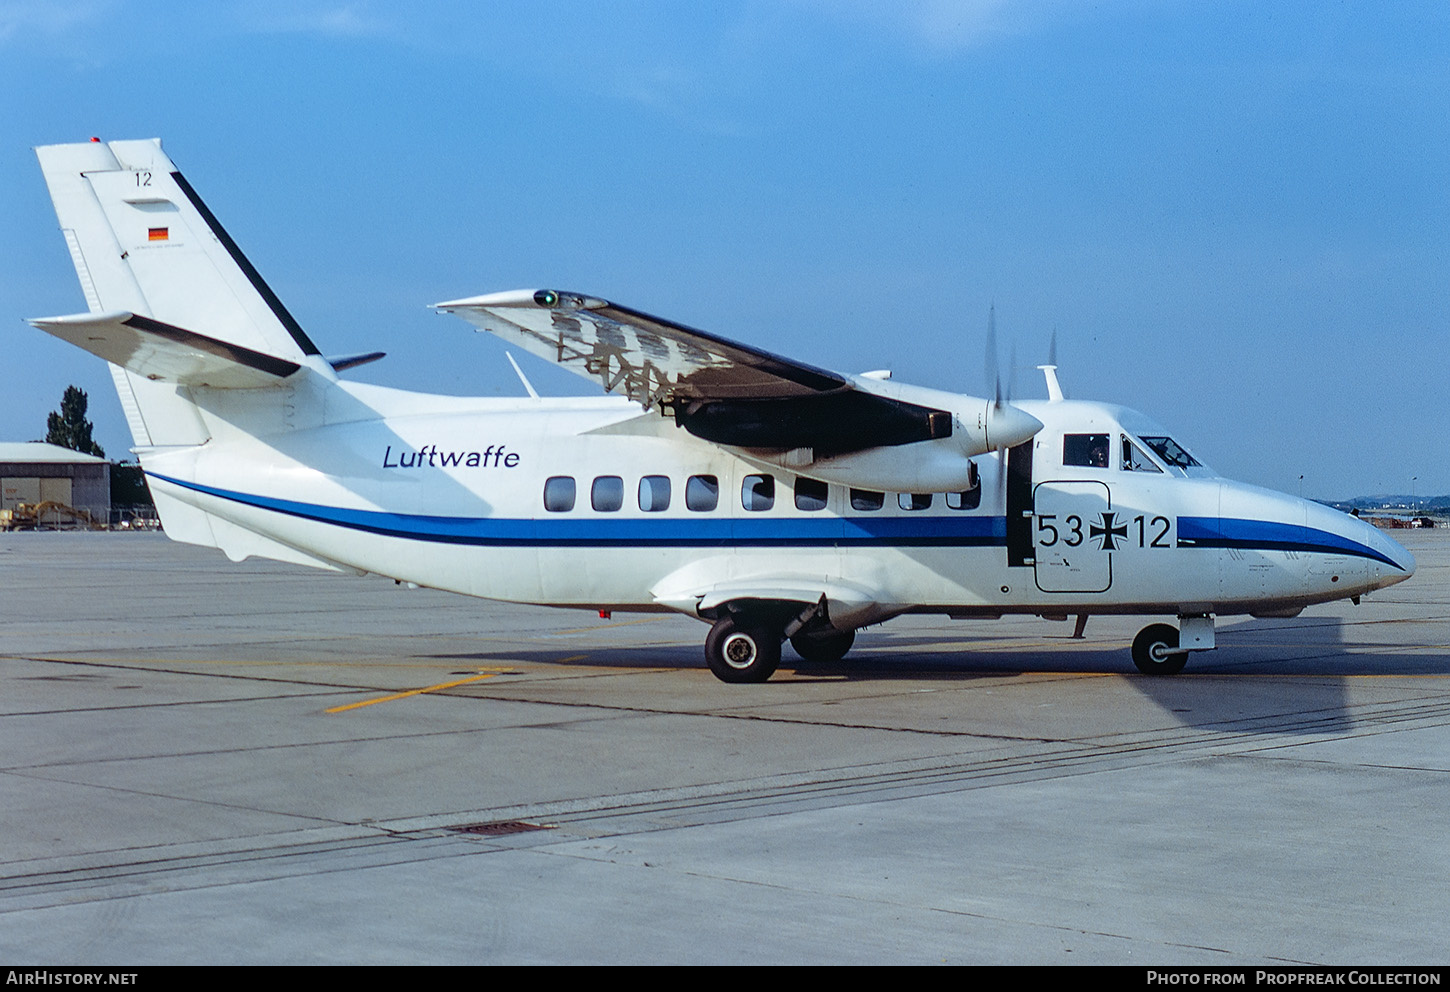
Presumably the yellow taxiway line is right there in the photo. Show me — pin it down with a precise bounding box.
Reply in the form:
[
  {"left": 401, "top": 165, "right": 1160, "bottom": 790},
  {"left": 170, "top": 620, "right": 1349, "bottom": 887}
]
[
  {"left": 324, "top": 655, "right": 590, "bottom": 713},
  {"left": 326, "top": 669, "right": 512, "bottom": 714}
]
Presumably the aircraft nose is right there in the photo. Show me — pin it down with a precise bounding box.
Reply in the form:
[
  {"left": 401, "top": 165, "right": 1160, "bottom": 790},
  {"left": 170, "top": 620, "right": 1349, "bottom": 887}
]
[
  {"left": 1347, "top": 513, "right": 1416, "bottom": 590},
  {"left": 985, "top": 402, "right": 1043, "bottom": 451},
  {"left": 1379, "top": 531, "right": 1416, "bottom": 584}
]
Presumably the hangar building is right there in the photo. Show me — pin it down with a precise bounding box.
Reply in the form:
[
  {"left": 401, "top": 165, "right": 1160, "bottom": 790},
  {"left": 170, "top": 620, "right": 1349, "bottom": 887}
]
[{"left": 0, "top": 442, "right": 110, "bottom": 526}]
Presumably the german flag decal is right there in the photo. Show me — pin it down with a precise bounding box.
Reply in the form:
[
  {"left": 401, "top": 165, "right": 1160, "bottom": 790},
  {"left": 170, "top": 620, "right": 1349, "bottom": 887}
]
[{"left": 147, "top": 227, "right": 169, "bottom": 241}]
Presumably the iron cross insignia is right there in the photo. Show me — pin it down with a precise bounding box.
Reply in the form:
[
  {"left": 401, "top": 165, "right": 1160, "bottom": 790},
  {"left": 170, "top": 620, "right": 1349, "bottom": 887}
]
[{"left": 1090, "top": 511, "right": 1128, "bottom": 551}]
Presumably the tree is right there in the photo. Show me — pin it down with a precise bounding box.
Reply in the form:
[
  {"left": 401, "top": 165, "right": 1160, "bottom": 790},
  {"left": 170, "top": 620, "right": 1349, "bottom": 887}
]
[
  {"left": 110, "top": 462, "right": 153, "bottom": 508},
  {"left": 45, "top": 385, "right": 105, "bottom": 459}
]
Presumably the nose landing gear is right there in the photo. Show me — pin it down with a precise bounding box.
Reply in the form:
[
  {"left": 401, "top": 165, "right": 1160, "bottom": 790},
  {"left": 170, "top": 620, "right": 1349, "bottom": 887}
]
[
  {"left": 1132, "top": 623, "right": 1186, "bottom": 675},
  {"left": 1131, "top": 614, "right": 1215, "bottom": 675}
]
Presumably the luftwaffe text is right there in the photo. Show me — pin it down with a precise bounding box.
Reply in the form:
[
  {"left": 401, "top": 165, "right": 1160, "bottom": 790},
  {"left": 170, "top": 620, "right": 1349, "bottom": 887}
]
[{"left": 382, "top": 444, "right": 520, "bottom": 469}]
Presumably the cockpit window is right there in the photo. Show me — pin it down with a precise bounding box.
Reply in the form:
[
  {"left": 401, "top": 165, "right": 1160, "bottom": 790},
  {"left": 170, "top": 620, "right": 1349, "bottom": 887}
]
[
  {"left": 1121, "top": 435, "right": 1163, "bottom": 473},
  {"left": 1138, "top": 436, "right": 1200, "bottom": 470},
  {"left": 1063, "top": 433, "right": 1110, "bottom": 468}
]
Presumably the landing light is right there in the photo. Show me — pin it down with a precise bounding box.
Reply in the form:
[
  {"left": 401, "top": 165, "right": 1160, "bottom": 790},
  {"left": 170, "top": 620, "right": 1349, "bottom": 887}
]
[{"left": 534, "top": 290, "right": 560, "bottom": 307}]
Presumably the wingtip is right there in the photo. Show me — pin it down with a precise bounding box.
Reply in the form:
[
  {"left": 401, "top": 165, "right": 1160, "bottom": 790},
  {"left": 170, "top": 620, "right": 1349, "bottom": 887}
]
[
  {"left": 432, "top": 289, "right": 608, "bottom": 311},
  {"left": 28, "top": 309, "right": 135, "bottom": 329},
  {"left": 432, "top": 289, "right": 542, "bottom": 311}
]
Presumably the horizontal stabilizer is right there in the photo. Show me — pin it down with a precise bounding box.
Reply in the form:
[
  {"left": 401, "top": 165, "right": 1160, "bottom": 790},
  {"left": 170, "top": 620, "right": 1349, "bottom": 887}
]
[{"left": 28, "top": 311, "right": 300, "bottom": 388}]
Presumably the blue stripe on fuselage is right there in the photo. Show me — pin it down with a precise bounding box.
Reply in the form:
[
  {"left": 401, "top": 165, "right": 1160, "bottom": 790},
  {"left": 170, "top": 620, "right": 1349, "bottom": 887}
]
[
  {"left": 147, "top": 473, "right": 1004, "bottom": 547},
  {"left": 1177, "top": 516, "right": 1402, "bottom": 570},
  {"left": 146, "top": 474, "right": 1404, "bottom": 568}
]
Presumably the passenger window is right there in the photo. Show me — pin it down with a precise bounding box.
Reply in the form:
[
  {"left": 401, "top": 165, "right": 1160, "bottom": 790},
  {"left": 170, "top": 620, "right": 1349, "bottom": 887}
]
[
  {"left": 742, "top": 474, "right": 775, "bottom": 511},
  {"left": 543, "top": 476, "right": 576, "bottom": 512},
  {"left": 638, "top": 475, "right": 671, "bottom": 511},
  {"left": 591, "top": 476, "right": 624, "bottom": 512},
  {"left": 899, "top": 493, "right": 933, "bottom": 511},
  {"left": 686, "top": 474, "right": 719, "bottom": 512},
  {"left": 1063, "top": 433, "right": 1110, "bottom": 468},
  {"left": 946, "top": 488, "right": 981, "bottom": 510},
  {"left": 851, "top": 489, "right": 884, "bottom": 512},
  {"left": 794, "top": 477, "right": 828, "bottom": 512},
  {"left": 1121, "top": 435, "right": 1163, "bottom": 473}
]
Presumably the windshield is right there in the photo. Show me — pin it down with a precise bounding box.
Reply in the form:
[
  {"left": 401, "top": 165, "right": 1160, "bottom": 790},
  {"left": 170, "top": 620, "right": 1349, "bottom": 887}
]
[
  {"left": 1121, "top": 435, "right": 1162, "bottom": 473},
  {"left": 1137, "top": 435, "right": 1201, "bottom": 470}
]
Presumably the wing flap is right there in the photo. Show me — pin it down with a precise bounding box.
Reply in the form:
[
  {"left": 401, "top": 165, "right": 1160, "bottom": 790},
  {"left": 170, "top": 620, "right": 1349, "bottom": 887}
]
[{"left": 28, "top": 310, "right": 300, "bottom": 388}]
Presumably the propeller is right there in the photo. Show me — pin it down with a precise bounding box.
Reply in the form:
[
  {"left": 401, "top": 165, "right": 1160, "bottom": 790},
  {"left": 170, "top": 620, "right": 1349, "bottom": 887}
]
[
  {"left": 984, "top": 303, "right": 1001, "bottom": 407},
  {"left": 978, "top": 305, "right": 1041, "bottom": 511},
  {"left": 980, "top": 304, "right": 1039, "bottom": 451}
]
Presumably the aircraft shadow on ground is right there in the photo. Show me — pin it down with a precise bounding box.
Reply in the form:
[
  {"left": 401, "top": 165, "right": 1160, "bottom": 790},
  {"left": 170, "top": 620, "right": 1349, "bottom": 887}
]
[{"left": 424, "top": 613, "right": 1449, "bottom": 735}]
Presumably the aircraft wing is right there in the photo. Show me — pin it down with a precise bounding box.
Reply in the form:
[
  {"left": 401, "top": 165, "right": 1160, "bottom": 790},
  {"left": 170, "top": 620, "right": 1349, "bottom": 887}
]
[
  {"left": 434, "top": 289, "right": 955, "bottom": 456},
  {"left": 434, "top": 289, "right": 848, "bottom": 406}
]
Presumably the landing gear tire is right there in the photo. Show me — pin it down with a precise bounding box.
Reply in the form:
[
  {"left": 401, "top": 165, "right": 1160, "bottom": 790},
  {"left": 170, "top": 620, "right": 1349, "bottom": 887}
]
[
  {"left": 790, "top": 629, "right": 855, "bottom": 663},
  {"left": 1132, "top": 623, "right": 1187, "bottom": 676},
  {"left": 705, "top": 615, "right": 781, "bottom": 684}
]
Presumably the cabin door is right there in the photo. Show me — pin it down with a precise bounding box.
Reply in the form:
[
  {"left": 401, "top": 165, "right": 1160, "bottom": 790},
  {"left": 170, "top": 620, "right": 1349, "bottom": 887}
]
[{"left": 1033, "top": 480, "right": 1113, "bottom": 593}]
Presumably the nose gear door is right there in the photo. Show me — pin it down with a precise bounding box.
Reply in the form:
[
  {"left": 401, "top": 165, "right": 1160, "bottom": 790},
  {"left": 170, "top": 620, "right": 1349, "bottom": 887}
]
[{"left": 1033, "top": 480, "right": 1113, "bottom": 593}]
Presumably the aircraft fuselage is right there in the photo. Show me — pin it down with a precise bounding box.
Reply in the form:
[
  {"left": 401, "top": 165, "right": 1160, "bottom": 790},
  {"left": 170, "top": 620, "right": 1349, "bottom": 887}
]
[{"left": 141, "top": 380, "right": 1412, "bottom": 635}]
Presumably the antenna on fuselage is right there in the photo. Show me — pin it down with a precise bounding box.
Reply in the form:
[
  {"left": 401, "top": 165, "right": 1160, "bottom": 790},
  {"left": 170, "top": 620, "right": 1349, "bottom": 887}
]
[
  {"left": 1037, "top": 327, "right": 1065, "bottom": 402},
  {"left": 506, "top": 351, "right": 541, "bottom": 399}
]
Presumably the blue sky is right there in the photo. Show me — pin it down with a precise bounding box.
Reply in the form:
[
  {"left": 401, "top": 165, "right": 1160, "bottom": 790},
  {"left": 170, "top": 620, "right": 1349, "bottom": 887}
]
[{"left": 3, "top": 1, "right": 1446, "bottom": 499}]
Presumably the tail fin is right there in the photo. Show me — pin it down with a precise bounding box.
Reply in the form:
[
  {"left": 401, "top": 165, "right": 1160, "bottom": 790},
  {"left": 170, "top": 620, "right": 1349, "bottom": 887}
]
[{"left": 32, "top": 139, "right": 324, "bottom": 447}]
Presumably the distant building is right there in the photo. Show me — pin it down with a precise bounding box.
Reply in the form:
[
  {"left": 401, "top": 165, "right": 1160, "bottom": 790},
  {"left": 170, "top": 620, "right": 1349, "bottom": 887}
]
[
  {"left": 0, "top": 442, "right": 110, "bottom": 527},
  {"left": 1363, "top": 514, "right": 1436, "bottom": 530}
]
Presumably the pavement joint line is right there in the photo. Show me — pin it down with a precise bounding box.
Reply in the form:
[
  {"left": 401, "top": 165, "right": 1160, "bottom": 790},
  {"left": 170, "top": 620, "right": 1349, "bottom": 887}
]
[{"left": 549, "top": 617, "right": 670, "bottom": 635}]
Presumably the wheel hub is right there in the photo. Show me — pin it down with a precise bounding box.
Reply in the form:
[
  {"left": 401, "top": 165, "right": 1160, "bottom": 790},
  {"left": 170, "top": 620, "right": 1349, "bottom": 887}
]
[{"left": 723, "top": 633, "right": 758, "bottom": 669}]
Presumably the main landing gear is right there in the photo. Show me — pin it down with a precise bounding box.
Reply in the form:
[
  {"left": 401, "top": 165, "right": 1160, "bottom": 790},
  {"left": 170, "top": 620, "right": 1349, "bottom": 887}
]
[
  {"left": 789, "top": 628, "right": 855, "bottom": 663},
  {"left": 705, "top": 614, "right": 781, "bottom": 683},
  {"left": 704, "top": 602, "right": 857, "bottom": 683},
  {"left": 1131, "top": 614, "right": 1216, "bottom": 676}
]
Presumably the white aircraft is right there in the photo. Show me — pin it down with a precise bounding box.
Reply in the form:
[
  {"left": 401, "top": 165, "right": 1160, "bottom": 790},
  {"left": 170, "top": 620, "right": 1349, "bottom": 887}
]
[{"left": 29, "top": 138, "right": 1415, "bottom": 682}]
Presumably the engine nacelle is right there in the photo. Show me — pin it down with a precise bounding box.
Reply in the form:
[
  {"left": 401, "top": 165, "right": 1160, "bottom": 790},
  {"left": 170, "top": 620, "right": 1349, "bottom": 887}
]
[
  {"left": 734, "top": 436, "right": 985, "bottom": 494},
  {"left": 729, "top": 378, "right": 1040, "bottom": 493}
]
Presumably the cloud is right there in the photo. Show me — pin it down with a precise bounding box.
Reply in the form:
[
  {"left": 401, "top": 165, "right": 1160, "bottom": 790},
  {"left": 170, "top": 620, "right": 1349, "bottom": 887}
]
[
  {"left": 0, "top": 0, "right": 395, "bottom": 48},
  {"left": 0, "top": 0, "right": 112, "bottom": 43},
  {"left": 791, "top": 0, "right": 1120, "bottom": 54},
  {"left": 232, "top": 1, "right": 396, "bottom": 39}
]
